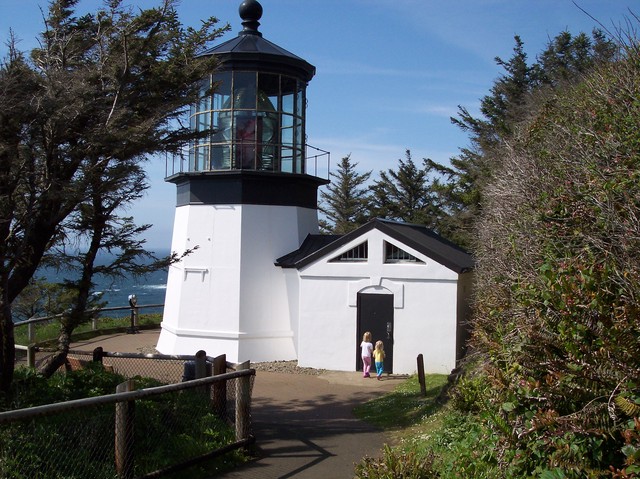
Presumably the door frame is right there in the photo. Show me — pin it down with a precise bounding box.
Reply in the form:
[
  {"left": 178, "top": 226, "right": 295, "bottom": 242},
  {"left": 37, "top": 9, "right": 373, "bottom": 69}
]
[{"left": 356, "top": 292, "right": 394, "bottom": 373}]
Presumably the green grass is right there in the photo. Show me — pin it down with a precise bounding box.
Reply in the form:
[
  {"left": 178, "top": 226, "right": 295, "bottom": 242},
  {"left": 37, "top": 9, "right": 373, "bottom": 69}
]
[
  {"left": 353, "top": 374, "right": 448, "bottom": 430},
  {"left": 353, "top": 374, "right": 502, "bottom": 478},
  {"left": 14, "top": 313, "right": 162, "bottom": 346}
]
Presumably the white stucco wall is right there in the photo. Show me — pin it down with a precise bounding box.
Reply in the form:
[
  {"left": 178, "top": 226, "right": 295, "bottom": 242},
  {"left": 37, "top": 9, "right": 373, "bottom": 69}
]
[
  {"left": 157, "top": 203, "right": 318, "bottom": 363},
  {"left": 296, "top": 229, "right": 461, "bottom": 375}
]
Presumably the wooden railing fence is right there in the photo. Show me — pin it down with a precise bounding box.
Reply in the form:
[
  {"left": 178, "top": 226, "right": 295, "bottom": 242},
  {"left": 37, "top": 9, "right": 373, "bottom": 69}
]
[{"left": 0, "top": 351, "right": 255, "bottom": 479}]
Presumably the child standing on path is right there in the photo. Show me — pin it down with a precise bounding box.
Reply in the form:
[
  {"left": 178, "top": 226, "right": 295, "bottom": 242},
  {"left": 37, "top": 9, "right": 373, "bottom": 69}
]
[
  {"left": 374, "top": 340, "right": 386, "bottom": 380},
  {"left": 360, "top": 332, "right": 373, "bottom": 378}
]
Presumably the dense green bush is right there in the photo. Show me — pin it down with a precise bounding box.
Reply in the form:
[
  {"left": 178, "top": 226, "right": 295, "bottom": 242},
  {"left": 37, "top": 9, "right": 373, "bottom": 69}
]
[
  {"left": 465, "top": 36, "right": 640, "bottom": 477},
  {"left": 355, "top": 444, "right": 436, "bottom": 479},
  {"left": 353, "top": 376, "right": 503, "bottom": 478}
]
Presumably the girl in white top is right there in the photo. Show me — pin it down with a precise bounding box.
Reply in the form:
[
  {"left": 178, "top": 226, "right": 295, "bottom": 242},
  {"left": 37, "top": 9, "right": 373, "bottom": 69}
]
[{"left": 360, "top": 331, "right": 373, "bottom": 378}]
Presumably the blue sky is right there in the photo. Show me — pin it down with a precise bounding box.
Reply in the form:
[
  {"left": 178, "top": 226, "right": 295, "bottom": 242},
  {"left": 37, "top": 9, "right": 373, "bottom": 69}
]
[{"left": 0, "top": 0, "right": 635, "bottom": 250}]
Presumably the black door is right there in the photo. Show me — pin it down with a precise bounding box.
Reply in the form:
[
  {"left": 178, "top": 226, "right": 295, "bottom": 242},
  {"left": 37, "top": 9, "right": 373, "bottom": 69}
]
[{"left": 356, "top": 293, "right": 394, "bottom": 373}]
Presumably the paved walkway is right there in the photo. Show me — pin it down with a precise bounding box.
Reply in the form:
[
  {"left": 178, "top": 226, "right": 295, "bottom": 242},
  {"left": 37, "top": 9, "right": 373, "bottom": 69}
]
[{"left": 67, "top": 330, "right": 405, "bottom": 478}]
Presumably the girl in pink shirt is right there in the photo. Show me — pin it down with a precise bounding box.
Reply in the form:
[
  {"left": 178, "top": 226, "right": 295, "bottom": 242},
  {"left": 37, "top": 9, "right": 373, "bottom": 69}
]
[{"left": 360, "top": 331, "right": 373, "bottom": 378}]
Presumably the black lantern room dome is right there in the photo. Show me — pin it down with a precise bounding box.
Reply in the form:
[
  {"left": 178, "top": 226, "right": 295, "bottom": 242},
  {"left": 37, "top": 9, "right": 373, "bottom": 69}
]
[
  {"left": 181, "top": 0, "right": 318, "bottom": 178},
  {"left": 199, "top": 0, "right": 315, "bottom": 81}
]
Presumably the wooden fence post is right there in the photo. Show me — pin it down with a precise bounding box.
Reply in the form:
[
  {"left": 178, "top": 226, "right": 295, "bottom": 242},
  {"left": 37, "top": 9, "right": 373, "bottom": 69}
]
[
  {"left": 28, "top": 322, "right": 35, "bottom": 343},
  {"left": 93, "top": 347, "right": 104, "bottom": 364},
  {"left": 115, "top": 379, "right": 135, "bottom": 479},
  {"left": 212, "top": 354, "right": 227, "bottom": 421},
  {"left": 418, "top": 353, "right": 427, "bottom": 396},
  {"left": 235, "top": 360, "right": 251, "bottom": 441},
  {"left": 417, "top": 354, "right": 427, "bottom": 397},
  {"left": 27, "top": 344, "right": 36, "bottom": 369}
]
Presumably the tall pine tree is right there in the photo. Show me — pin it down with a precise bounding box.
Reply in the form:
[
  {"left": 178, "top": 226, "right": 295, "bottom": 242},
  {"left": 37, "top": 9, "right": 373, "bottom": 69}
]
[
  {"left": 427, "top": 31, "right": 616, "bottom": 250},
  {"left": 0, "top": 0, "right": 227, "bottom": 389},
  {"left": 319, "top": 155, "right": 372, "bottom": 234},
  {"left": 371, "top": 150, "right": 442, "bottom": 229}
]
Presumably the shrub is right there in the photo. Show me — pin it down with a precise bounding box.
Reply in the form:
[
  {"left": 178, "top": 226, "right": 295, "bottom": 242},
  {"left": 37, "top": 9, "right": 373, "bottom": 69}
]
[
  {"left": 0, "top": 365, "right": 242, "bottom": 479},
  {"left": 354, "top": 444, "right": 436, "bottom": 479},
  {"left": 468, "top": 32, "right": 640, "bottom": 477}
]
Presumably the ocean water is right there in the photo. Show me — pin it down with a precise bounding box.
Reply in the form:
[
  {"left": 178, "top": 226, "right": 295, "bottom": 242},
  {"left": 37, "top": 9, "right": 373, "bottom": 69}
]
[
  {"left": 92, "top": 268, "right": 168, "bottom": 317},
  {"left": 37, "top": 251, "right": 170, "bottom": 318}
]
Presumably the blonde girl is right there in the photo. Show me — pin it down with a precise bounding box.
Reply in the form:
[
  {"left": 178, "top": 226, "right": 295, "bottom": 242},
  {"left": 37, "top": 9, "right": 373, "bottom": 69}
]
[
  {"left": 360, "top": 332, "right": 373, "bottom": 378},
  {"left": 374, "top": 340, "right": 385, "bottom": 380}
]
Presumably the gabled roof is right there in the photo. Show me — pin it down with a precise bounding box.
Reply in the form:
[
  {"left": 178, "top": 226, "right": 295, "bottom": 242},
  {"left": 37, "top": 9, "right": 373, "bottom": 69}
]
[
  {"left": 275, "top": 234, "right": 341, "bottom": 267},
  {"left": 275, "top": 218, "right": 474, "bottom": 273}
]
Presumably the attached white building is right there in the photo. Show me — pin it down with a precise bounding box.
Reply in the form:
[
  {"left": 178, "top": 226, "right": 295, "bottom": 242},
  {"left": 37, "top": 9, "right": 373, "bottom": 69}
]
[
  {"left": 276, "top": 218, "right": 474, "bottom": 375},
  {"left": 156, "top": 0, "right": 474, "bottom": 375}
]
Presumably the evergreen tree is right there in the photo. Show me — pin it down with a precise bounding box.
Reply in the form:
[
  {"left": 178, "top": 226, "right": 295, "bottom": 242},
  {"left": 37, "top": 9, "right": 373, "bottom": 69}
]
[
  {"left": 371, "top": 150, "right": 441, "bottom": 229},
  {"left": 319, "top": 155, "right": 372, "bottom": 234},
  {"left": 538, "top": 30, "right": 617, "bottom": 86},
  {"left": 0, "top": 0, "right": 228, "bottom": 390},
  {"left": 429, "top": 31, "right": 616, "bottom": 249}
]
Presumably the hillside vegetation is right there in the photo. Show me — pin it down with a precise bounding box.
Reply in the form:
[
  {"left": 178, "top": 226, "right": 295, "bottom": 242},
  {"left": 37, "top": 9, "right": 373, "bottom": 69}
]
[
  {"left": 468, "top": 36, "right": 640, "bottom": 478},
  {"left": 355, "top": 29, "right": 640, "bottom": 479}
]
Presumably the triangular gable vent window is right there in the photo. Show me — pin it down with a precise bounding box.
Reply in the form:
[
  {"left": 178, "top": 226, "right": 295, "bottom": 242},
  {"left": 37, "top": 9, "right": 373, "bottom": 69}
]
[
  {"left": 385, "top": 241, "right": 424, "bottom": 264},
  {"left": 329, "top": 241, "right": 368, "bottom": 262}
]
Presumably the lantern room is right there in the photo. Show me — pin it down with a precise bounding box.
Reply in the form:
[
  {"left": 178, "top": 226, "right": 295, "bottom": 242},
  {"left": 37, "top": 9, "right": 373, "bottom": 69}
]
[{"left": 188, "top": 0, "right": 315, "bottom": 175}]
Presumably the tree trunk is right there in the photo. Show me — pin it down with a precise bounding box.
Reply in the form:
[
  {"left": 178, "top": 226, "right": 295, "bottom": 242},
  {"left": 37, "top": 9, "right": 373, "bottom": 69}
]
[
  {"left": 0, "top": 296, "right": 15, "bottom": 393},
  {"left": 39, "top": 326, "right": 72, "bottom": 378}
]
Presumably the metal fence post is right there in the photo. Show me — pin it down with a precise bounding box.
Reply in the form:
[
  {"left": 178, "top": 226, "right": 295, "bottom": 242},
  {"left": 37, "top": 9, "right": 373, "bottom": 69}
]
[
  {"left": 93, "top": 347, "right": 104, "bottom": 365},
  {"left": 235, "top": 360, "right": 251, "bottom": 441},
  {"left": 28, "top": 322, "right": 35, "bottom": 343},
  {"left": 194, "top": 350, "right": 208, "bottom": 379},
  {"left": 195, "top": 350, "right": 209, "bottom": 396},
  {"left": 115, "top": 379, "right": 136, "bottom": 479}
]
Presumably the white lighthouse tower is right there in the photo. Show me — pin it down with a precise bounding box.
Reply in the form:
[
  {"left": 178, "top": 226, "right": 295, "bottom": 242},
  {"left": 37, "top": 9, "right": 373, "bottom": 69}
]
[{"left": 156, "top": 0, "right": 328, "bottom": 363}]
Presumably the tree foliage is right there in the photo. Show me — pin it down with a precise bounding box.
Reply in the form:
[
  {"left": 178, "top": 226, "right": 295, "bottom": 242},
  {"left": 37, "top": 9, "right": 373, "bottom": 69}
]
[
  {"left": 430, "top": 31, "right": 617, "bottom": 249},
  {"left": 0, "top": 0, "right": 228, "bottom": 390},
  {"left": 319, "top": 155, "right": 372, "bottom": 234},
  {"left": 370, "top": 150, "right": 442, "bottom": 229}
]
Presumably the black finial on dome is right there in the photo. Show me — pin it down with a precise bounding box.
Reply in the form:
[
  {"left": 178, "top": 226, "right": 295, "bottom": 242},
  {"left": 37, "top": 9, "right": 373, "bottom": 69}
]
[{"left": 239, "top": 0, "right": 263, "bottom": 36}]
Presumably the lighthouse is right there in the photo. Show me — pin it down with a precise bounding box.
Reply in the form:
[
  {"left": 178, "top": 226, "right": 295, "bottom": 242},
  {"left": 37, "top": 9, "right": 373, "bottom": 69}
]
[{"left": 156, "top": 0, "right": 328, "bottom": 363}]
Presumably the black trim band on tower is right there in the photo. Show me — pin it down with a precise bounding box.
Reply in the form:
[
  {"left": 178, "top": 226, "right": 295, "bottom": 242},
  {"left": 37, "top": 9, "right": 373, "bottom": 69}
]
[{"left": 167, "top": 170, "right": 328, "bottom": 209}]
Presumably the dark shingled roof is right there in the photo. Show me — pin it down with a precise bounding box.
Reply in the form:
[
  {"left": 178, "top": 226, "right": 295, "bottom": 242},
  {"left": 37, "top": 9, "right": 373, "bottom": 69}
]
[
  {"left": 197, "top": 5, "right": 315, "bottom": 82},
  {"left": 275, "top": 234, "right": 341, "bottom": 267},
  {"left": 275, "top": 218, "right": 474, "bottom": 274}
]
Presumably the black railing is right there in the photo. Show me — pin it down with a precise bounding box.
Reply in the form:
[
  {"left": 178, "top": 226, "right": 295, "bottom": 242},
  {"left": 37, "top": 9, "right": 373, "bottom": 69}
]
[{"left": 164, "top": 143, "right": 330, "bottom": 181}]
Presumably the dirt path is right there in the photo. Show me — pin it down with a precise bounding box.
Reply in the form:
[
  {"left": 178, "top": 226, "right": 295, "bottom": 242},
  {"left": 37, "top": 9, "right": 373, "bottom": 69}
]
[{"left": 214, "top": 371, "right": 403, "bottom": 478}]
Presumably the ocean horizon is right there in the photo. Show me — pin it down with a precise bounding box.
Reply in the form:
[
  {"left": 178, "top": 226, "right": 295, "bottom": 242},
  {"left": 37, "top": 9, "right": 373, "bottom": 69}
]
[{"left": 36, "top": 249, "right": 170, "bottom": 318}]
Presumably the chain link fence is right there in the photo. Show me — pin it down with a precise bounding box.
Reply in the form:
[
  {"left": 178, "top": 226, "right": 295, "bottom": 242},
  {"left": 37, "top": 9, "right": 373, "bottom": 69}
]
[{"left": 1, "top": 353, "right": 255, "bottom": 478}]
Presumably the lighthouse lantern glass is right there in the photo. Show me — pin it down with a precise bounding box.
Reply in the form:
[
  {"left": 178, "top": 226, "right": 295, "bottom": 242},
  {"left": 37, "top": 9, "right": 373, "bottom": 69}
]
[{"left": 189, "top": 70, "right": 306, "bottom": 174}]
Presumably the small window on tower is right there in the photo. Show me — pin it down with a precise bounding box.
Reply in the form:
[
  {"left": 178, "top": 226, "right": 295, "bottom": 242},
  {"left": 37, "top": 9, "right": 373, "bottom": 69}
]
[
  {"left": 384, "top": 242, "right": 424, "bottom": 264},
  {"left": 329, "top": 242, "right": 368, "bottom": 262}
]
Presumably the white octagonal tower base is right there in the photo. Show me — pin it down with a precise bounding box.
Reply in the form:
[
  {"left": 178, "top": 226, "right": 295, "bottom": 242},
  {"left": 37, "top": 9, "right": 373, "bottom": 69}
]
[{"left": 156, "top": 172, "right": 324, "bottom": 363}]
